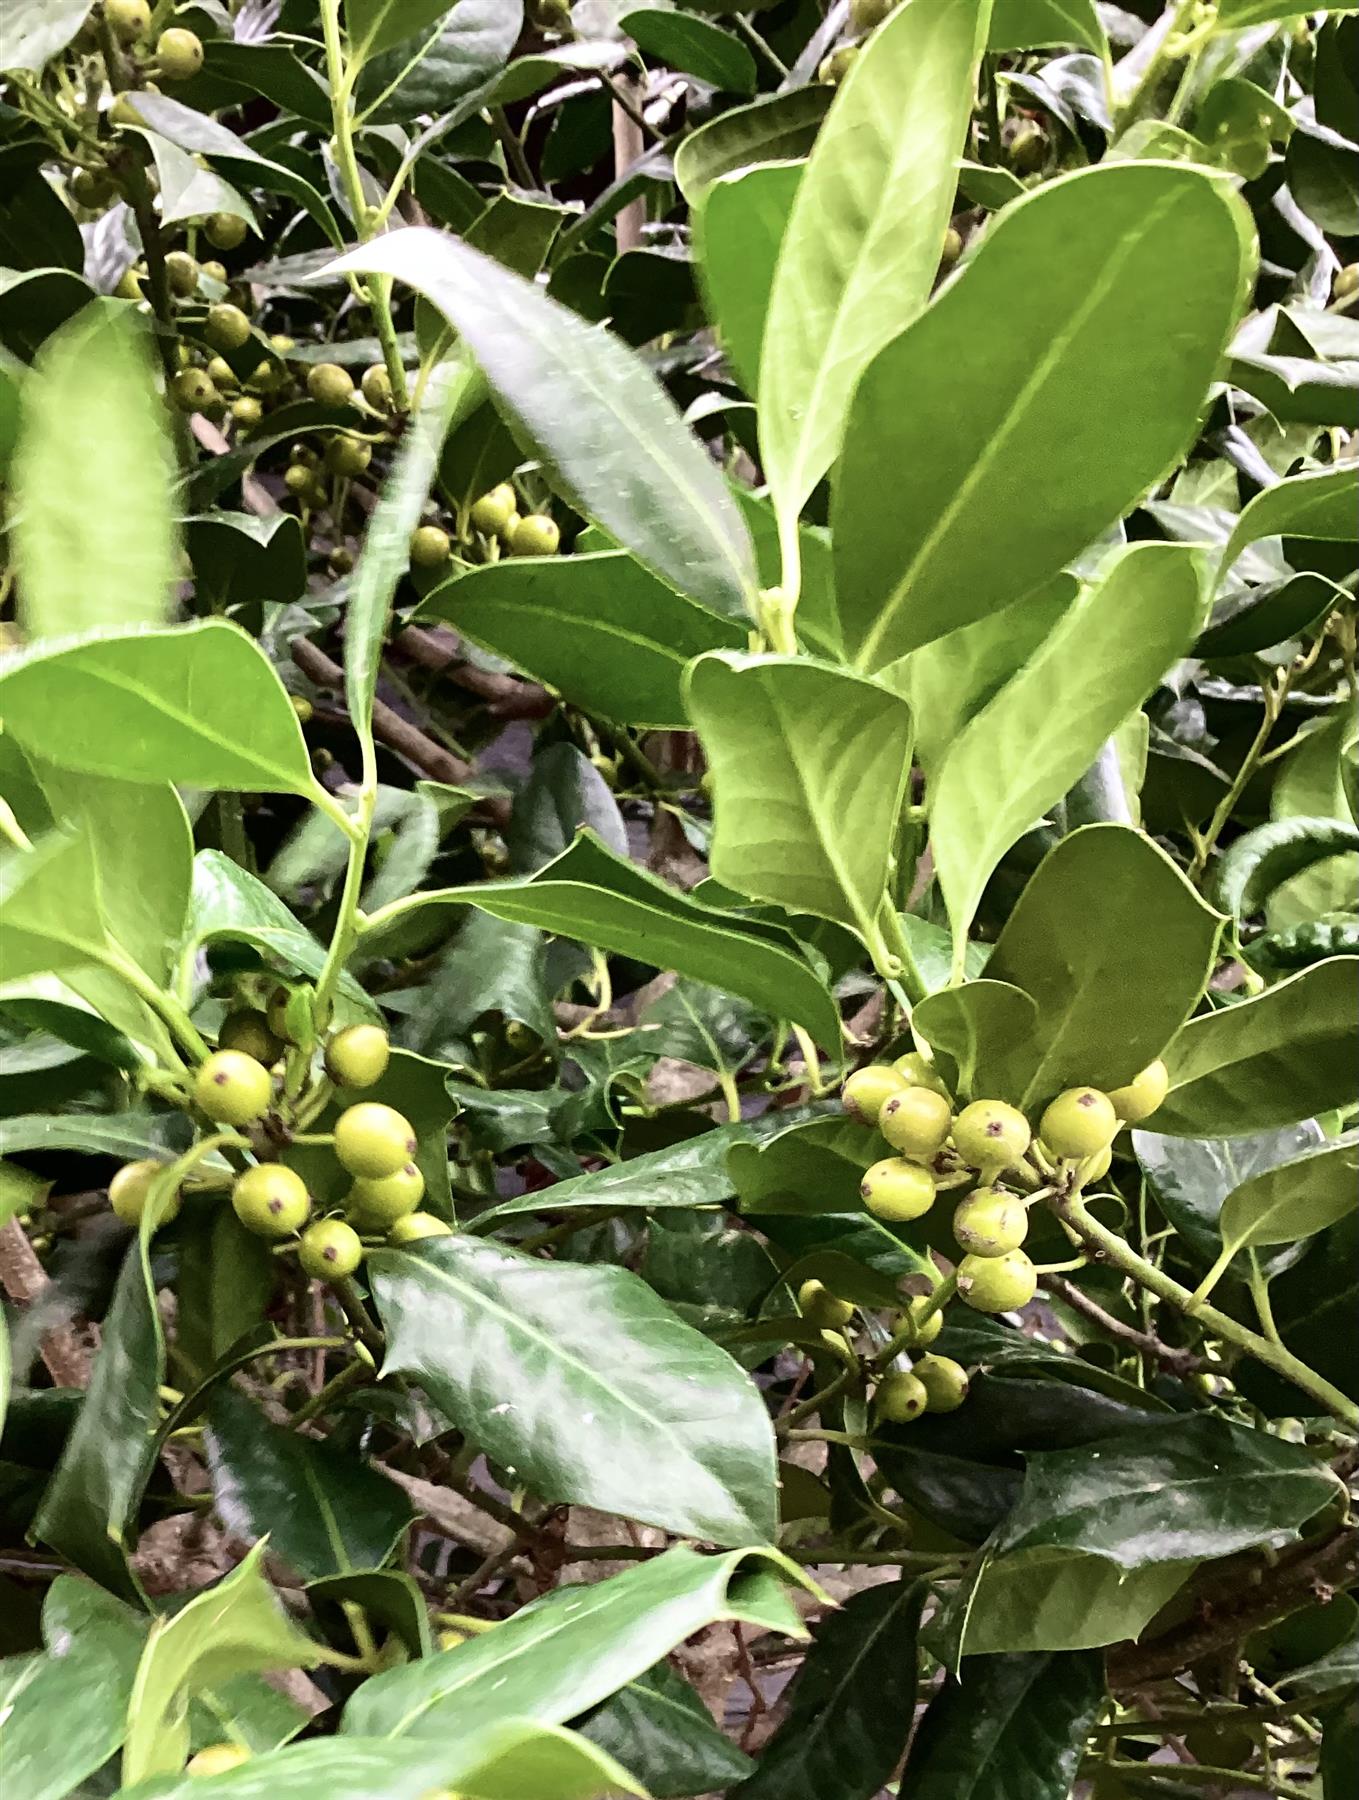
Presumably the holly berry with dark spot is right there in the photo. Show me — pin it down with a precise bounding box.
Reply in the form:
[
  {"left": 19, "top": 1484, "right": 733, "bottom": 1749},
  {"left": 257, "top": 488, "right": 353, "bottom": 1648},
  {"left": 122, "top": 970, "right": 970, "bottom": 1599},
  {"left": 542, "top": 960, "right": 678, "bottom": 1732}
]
[
  {"left": 861, "top": 1156, "right": 936, "bottom": 1222},
  {"left": 156, "top": 28, "right": 204, "bottom": 80},
  {"left": 841, "top": 1063, "right": 906, "bottom": 1124},
  {"left": 952, "top": 1186, "right": 1028, "bottom": 1257},
  {"left": 874, "top": 1370, "right": 928, "bottom": 1423},
  {"left": 193, "top": 1049, "right": 273, "bottom": 1125},
  {"left": 957, "top": 1249, "right": 1038, "bottom": 1313},
  {"left": 951, "top": 1099, "right": 1031, "bottom": 1172},
  {"left": 335, "top": 1102, "right": 418, "bottom": 1178},
  {"left": 232, "top": 1164, "right": 311, "bottom": 1237},
  {"left": 299, "top": 1218, "right": 364, "bottom": 1280},
  {"left": 879, "top": 1086, "right": 952, "bottom": 1160},
  {"left": 1040, "top": 1087, "right": 1118, "bottom": 1159}
]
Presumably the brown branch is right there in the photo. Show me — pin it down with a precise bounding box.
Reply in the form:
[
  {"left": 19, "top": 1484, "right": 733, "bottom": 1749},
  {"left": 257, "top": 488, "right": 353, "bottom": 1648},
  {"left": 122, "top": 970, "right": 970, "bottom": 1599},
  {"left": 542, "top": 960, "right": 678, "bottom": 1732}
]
[
  {"left": 1042, "top": 1274, "right": 1208, "bottom": 1376},
  {"left": 394, "top": 625, "right": 553, "bottom": 720},
  {"left": 0, "top": 1219, "right": 92, "bottom": 1387}
]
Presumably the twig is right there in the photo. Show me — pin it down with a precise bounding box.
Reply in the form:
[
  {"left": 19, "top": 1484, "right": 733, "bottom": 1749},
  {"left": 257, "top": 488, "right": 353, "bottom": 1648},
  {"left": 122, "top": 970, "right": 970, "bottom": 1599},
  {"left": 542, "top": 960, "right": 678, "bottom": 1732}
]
[
  {"left": 0, "top": 1219, "right": 91, "bottom": 1387},
  {"left": 1042, "top": 1274, "right": 1208, "bottom": 1375}
]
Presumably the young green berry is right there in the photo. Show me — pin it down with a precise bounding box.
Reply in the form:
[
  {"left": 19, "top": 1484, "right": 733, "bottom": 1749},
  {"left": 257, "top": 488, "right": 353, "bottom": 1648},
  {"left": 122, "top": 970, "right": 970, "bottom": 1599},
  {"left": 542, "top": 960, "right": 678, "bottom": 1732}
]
[
  {"left": 107, "top": 0, "right": 152, "bottom": 43},
  {"left": 851, "top": 0, "right": 897, "bottom": 27},
  {"left": 109, "top": 1159, "right": 181, "bottom": 1228},
  {"left": 172, "top": 368, "right": 218, "bottom": 413},
  {"left": 156, "top": 27, "right": 204, "bottom": 80},
  {"left": 307, "top": 362, "right": 355, "bottom": 406},
  {"left": 284, "top": 462, "right": 313, "bottom": 497},
  {"left": 507, "top": 513, "right": 560, "bottom": 557},
  {"left": 324, "top": 1023, "right": 391, "bottom": 1090},
  {"left": 1040, "top": 1087, "right": 1119, "bottom": 1159},
  {"left": 874, "top": 1370, "right": 929, "bottom": 1424},
  {"left": 299, "top": 1218, "right": 364, "bottom": 1281},
  {"left": 1106, "top": 1059, "right": 1168, "bottom": 1124},
  {"left": 218, "top": 1008, "right": 284, "bottom": 1067},
  {"left": 193, "top": 1049, "right": 273, "bottom": 1125},
  {"left": 361, "top": 364, "right": 393, "bottom": 408},
  {"left": 818, "top": 45, "right": 859, "bottom": 84},
  {"left": 951, "top": 1099, "right": 1031, "bottom": 1172},
  {"left": 797, "top": 1277, "right": 855, "bottom": 1329},
  {"left": 957, "top": 1249, "right": 1038, "bottom": 1314},
  {"left": 231, "top": 1164, "right": 311, "bottom": 1238},
  {"left": 1336, "top": 263, "right": 1359, "bottom": 300},
  {"left": 879, "top": 1087, "right": 952, "bottom": 1160},
  {"left": 388, "top": 1210, "right": 453, "bottom": 1244},
  {"left": 164, "top": 252, "right": 198, "bottom": 297},
  {"left": 206, "top": 355, "right": 238, "bottom": 391},
  {"left": 410, "top": 524, "right": 452, "bottom": 569},
  {"left": 206, "top": 302, "right": 252, "bottom": 351},
  {"left": 953, "top": 1186, "right": 1028, "bottom": 1258},
  {"left": 329, "top": 545, "right": 355, "bottom": 575},
  {"left": 861, "top": 1157, "right": 936, "bottom": 1223},
  {"left": 469, "top": 484, "right": 516, "bottom": 535},
  {"left": 231, "top": 395, "right": 263, "bottom": 428},
  {"left": 200, "top": 260, "right": 228, "bottom": 285},
  {"left": 71, "top": 166, "right": 115, "bottom": 207},
  {"left": 841, "top": 1063, "right": 907, "bottom": 1125},
  {"left": 335, "top": 1102, "right": 417, "bottom": 1179},
  {"left": 1008, "top": 121, "right": 1046, "bottom": 173},
  {"left": 186, "top": 1744, "right": 251, "bottom": 1777},
  {"left": 914, "top": 1353, "right": 969, "bottom": 1413},
  {"left": 326, "top": 435, "right": 371, "bottom": 477},
  {"left": 246, "top": 358, "right": 282, "bottom": 393},
  {"left": 891, "top": 1050, "right": 951, "bottom": 1097},
  {"left": 270, "top": 333, "right": 296, "bottom": 355},
  {"left": 206, "top": 211, "right": 248, "bottom": 251},
  {"left": 292, "top": 695, "right": 313, "bottom": 724},
  {"left": 941, "top": 225, "right": 963, "bottom": 265},
  {"left": 498, "top": 511, "right": 522, "bottom": 544},
  {"left": 348, "top": 1162, "right": 425, "bottom": 1227},
  {"left": 902, "top": 1294, "right": 944, "bottom": 1345},
  {"left": 115, "top": 266, "right": 146, "bottom": 302}
]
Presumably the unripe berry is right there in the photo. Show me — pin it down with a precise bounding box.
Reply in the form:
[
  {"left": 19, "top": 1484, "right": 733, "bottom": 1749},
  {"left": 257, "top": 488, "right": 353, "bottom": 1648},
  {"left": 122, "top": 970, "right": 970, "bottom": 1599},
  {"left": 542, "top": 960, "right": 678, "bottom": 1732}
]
[
  {"left": 115, "top": 266, "right": 146, "bottom": 302},
  {"left": 874, "top": 1370, "right": 928, "bottom": 1423},
  {"left": 71, "top": 167, "right": 115, "bottom": 207},
  {"left": 284, "top": 462, "right": 313, "bottom": 496},
  {"left": 914, "top": 1353, "right": 969, "bottom": 1412},
  {"left": 329, "top": 545, "right": 355, "bottom": 575},
  {"left": 1040, "top": 1088, "right": 1118, "bottom": 1159},
  {"left": 206, "top": 212, "right": 248, "bottom": 251},
  {"left": 348, "top": 1162, "right": 424, "bottom": 1227},
  {"left": 156, "top": 28, "right": 204, "bottom": 80},
  {"left": 388, "top": 1211, "right": 453, "bottom": 1244},
  {"left": 231, "top": 1164, "right": 311, "bottom": 1238},
  {"left": 193, "top": 1049, "right": 273, "bottom": 1125},
  {"left": 218, "top": 1008, "right": 284, "bottom": 1067},
  {"left": 200, "top": 260, "right": 228, "bottom": 285},
  {"left": 851, "top": 0, "right": 897, "bottom": 27},
  {"left": 470, "top": 484, "right": 516, "bottom": 535},
  {"left": 1106, "top": 1060, "right": 1168, "bottom": 1124},
  {"left": 307, "top": 362, "right": 355, "bottom": 406},
  {"left": 861, "top": 1157, "right": 936, "bottom": 1222},
  {"left": 892, "top": 1050, "right": 951, "bottom": 1097},
  {"left": 326, "top": 435, "right": 371, "bottom": 477},
  {"left": 797, "top": 1277, "right": 854, "bottom": 1329},
  {"left": 941, "top": 225, "right": 963, "bottom": 265},
  {"left": 410, "top": 524, "right": 452, "bottom": 568},
  {"left": 231, "top": 395, "right": 263, "bottom": 428},
  {"left": 325, "top": 1023, "right": 391, "bottom": 1089},
  {"left": 957, "top": 1249, "right": 1037, "bottom": 1314},
  {"left": 109, "top": 1159, "right": 181, "bottom": 1228},
  {"left": 1335, "top": 263, "right": 1359, "bottom": 300},
  {"left": 361, "top": 364, "right": 392, "bottom": 408},
  {"left": 172, "top": 368, "right": 218, "bottom": 413},
  {"left": 952, "top": 1099, "right": 1031, "bottom": 1172},
  {"left": 902, "top": 1294, "right": 944, "bottom": 1345},
  {"left": 186, "top": 1744, "right": 251, "bottom": 1776},
  {"left": 335, "top": 1102, "right": 417, "bottom": 1178},
  {"left": 842, "top": 1064, "right": 906, "bottom": 1124},
  {"left": 953, "top": 1186, "right": 1028, "bottom": 1258},
  {"left": 818, "top": 45, "right": 858, "bottom": 83},
  {"left": 507, "top": 513, "right": 560, "bottom": 557},
  {"left": 107, "top": 0, "right": 152, "bottom": 44},
  {"left": 1008, "top": 121, "right": 1046, "bottom": 173},
  {"left": 206, "top": 356, "right": 238, "bottom": 391},
  {"left": 879, "top": 1087, "right": 952, "bottom": 1160},
  {"left": 299, "top": 1218, "right": 364, "bottom": 1281},
  {"left": 206, "top": 302, "right": 252, "bottom": 351}
]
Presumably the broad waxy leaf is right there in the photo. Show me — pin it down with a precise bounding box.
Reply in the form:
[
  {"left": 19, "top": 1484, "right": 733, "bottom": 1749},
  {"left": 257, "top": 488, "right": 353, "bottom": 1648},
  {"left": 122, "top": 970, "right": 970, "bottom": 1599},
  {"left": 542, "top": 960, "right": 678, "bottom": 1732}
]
[
  {"left": 1212, "top": 815, "right": 1359, "bottom": 920},
  {"left": 1216, "top": 1131, "right": 1359, "bottom": 1256},
  {"left": 1135, "top": 1121, "right": 1325, "bottom": 1276},
  {"left": 325, "top": 228, "right": 757, "bottom": 622},
  {"left": 953, "top": 1550, "right": 1195, "bottom": 1657},
  {"left": 674, "top": 87, "right": 831, "bottom": 203},
  {"left": 0, "top": 622, "right": 314, "bottom": 796},
  {"left": 343, "top": 1543, "right": 811, "bottom": 1740},
  {"left": 346, "top": 0, "right": 462, "bottom": 62},
  {"left": 13, "top": 303, "right": 176, "bottom": 639},
  {"left": 990, "top": 0, "right": 1106, "bottom": 52},
  {"left": 579, "top": 1662, "right": 754, "bottom": 1798},
  {"left": 368, "top": 1236, "right": 778, "bottom": 1545},
  {"left": 623, "top": 9, "right": 755, "bottom": 93},
  {"left": 1156, "top": 958, "right": 1359, "bottom": 1134},
  {"left": 355, "top": 0, "right": 523, "bottom": 119},
  {"left": 1218, "top": 464, "right": 1359, "bottom": 582},
  {"left": 694, "top": 161, "right": 802, "bottom": 394},
  {"left": 835, "top": 162, "right": 1252, "bottom": 667},
  {"left": 174, "top": 1207, "right": 275, "bottom": 1389},
  {"left": 759, "top": 0, "right": 989, "bottom": 546},
  {"left": 1236, "top": 1211, "right": 1359, "bottom": 1417},
  {"left": 417, "top": 550, "right": 745, "bottom": 728},
  {"left": 913, "top": 980, "right": 1040, "bottom": 1105},
  {"left": 0, "top": 0, "right": 92, "bottom": 72},
  {"left": 929, "top": 544, "right": 1206, "bottom": 947},
  {"left": 684, "top": 652, "right": 913, "bottom": 952}
]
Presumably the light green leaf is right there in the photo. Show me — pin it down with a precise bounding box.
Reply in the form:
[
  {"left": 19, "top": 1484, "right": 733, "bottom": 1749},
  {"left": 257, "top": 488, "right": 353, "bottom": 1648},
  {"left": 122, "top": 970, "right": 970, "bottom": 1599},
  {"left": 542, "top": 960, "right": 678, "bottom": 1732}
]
[
  {"left": 1218, "top": 0, "right": 1357, "bottom": 24},
  {"left": 913, "top": 981, "right": 1040, "bottom": 1104},
  {"left": 759, "top": 0, "right": 988, "bottom": 556},
  {"left": 325, "top": 228, "right": 756, "bottom": 622},
  {"left": 132, "top": 131, "right": 260, "bottom": 232},
  {"left": 1218, "top": 465, "right": 1359, "bottom": 585},
  {"left": 0, "top": 0, "right": 92, "bottom": 72},
  {"left": 835, "top": 162, "right": 1252, "bottom": 667},
  {"left": 929, "top": 544, "right": 1205, "bottom": 950},
  {"left": 1217, "top": 1132, "right": 1359, "bottom": 1255},
  {"left": 1268, "top": 711, "right": 1359, "bottom": 928},
  {"left": 345, "top": 0, "right": 460, "bottom": 62},
  {"left": 990, "top": 0, "right": 1106, "bottom": 52},
  {"left": 694, "top": 161, "right": 802, "bottom": 395},
  {"left": 674, "top": 87, "right": 831, "bottom": 204},
  {"left": 13, "top": 303, "right": 176, "bottom": 639},
  {"left": 955, "top": 1551, "right": 1194, "bottom": 1656},
  {"left": 684, "top": 653, "right": 912, "bottom": 955}
]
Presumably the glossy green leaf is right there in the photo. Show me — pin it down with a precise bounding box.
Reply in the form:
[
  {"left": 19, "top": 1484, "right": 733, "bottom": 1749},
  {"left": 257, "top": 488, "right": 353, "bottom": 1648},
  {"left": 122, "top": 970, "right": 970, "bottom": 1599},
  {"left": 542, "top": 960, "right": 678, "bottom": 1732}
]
[
  {"left": 362, "top": 833, "right": 843, "bottom": 1051},
  {"left": 685, "top": 653, "right": 913, "bottom": 953},
  {"left": 835, "top": 164, "right": 1251, "bottom": 667},
  {"left": 0, "top": 1110, "right": 184, "bottom": 1161},
  {"left": 184, "top": 512, "right": 306, "bottom": 609},
  {"left": 134, "top": 130, "right": 259, "bottom": 232},
  {"left": 990, "top": 0, "right": 1106, "bottom": 51},
  {"left": 1219, "top": 464, "right": 1359, "bottom": 584},
  {"left": 982, "top": 824, "right": 1224, "bottom": 1103},
  {"left": 759, "top": 0, "right": 988, "bottom": 543},
  {"left": 913, "top": 981, "right": 1040, "bottom": 1105},
  {"left": 346, "top": 0, "right": 462, "bottom": 62},
  {"left": 694, "top": 162, "right": 801, "bottom": 394},
  {"left": 206, "top": 1386, "right": 413, "bottom": 1581},
  {"left": 355, "top": 0, "right": 522, "bottom": 119},
  {"left": 903, "top": 1650, "right": 1105, "bottom": 1800},
  {"left": 929, "top": 545, "right": 1206, "bottom": 949},
  {"left": 734, "top": 1580, "right": 923, "bottom": 1800},
  {"left": 623, "top": 9, "right": 755, "bottom": 92},
  {"left": 175, "top": 1207, "right": 275, "bottom": 1388},
  {"left": 1237, "top": 1211, "right": 1359, "bottom": 1416},
  {"left": 729, "top": 1113, "right": 883, "bottom": 1217},
  {"left": 13, "top": 304, "right": 176, "bottom": 640},
  {"left": 1157, "top": 958, "right": 1359, "bottom": 1134},
  {"left": 326, "top": 228, "right": 756, "bottom": 622},
  {"left": 368, "top": 1235, "right": 778, "bottom": 1545},
  {"left": 1135, "top": 1121, "right": 1324, "bottom": 1275},
  {"left": 675, "top": 87, "right": 831, "bottom": 203},
  {"left": 1267, "top": 711, "right": 1359, "bottom": 928},
  {"left": 417, "top": 551, "right": 744, "bottom": 728},
  {"left": 0, "top": 622, "right": 314, "bottom": 795},
  {"left": 0, "top": 0, "right": 91, "bottom": 72},
  {"left": 579, "top": 1662, "right": 754, "bottom": 1798},
  {"left": 954, "top": 1551, "right": 1194, "bottom": 1657},
  {"left": 343, "top": 1543, "right": 811, "bottom": 1740},
  {"left": 1211, "top": 815, "right": 1359, "bottom": 919},
  {"left": 1218, "top": 0, "right": 1358, "bottom": 25},
  {"left": 1216, "top": 1131, "right": 1359, "bottom": 1255}
]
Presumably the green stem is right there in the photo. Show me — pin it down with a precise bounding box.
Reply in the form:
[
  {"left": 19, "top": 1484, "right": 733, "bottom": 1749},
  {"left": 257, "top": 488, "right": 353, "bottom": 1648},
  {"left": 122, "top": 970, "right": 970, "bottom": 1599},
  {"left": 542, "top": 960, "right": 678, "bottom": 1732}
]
[
  {"left": 776, "top": 1365, "right": 856, "bottom": 1435},
  {"left": 1058, "top": 1193, "right": 1359, "bottom": 1428},
  {"left": 156, "top": 1336, "right": 348, "bottom": 1445},
  {"left": 1247, "top": 1249, "right": 1284, "bottom": 1349},
  {"left": 880, "top": 904, "right": 928, "bottom": 1006},
  {"left": 729, "top": 13, "right": 788, "bottom": 77},
  {"left": 872, "top": 1275, "right": 958, "bottom": 1371},
  {"left": 1114, "top": 0, "right": 1201, "bottom": 129},
  {"left": 106, "top": 947, "right": 212, "bottom": 1063},
  {"left": 1188, "top": 661, "right": 1292, "bottom": 886}
]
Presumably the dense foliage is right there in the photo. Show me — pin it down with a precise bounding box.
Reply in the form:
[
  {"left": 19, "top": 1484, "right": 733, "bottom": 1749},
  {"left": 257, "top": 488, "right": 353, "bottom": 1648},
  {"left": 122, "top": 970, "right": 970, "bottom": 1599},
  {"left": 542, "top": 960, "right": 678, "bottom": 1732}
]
[{"left": 0, "top": 1, "right": 1357, "bottom": 1797}]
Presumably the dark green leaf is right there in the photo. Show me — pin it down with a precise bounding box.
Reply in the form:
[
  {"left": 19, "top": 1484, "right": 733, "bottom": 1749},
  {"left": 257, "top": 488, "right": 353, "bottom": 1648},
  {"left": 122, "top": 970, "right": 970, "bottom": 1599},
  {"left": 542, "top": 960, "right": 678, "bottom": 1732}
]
[
  {"left": 1219, "top": 464, "right": 1359, "bottom": 583},
  {"left": 623, "top": 10, "right": 755, "bottom": 92},
  {"left": 1210, "top": 816, "right": 1359, "bottom": 920},
  {"left": 1135, "top": 1121, "right": 1324, "bottom": 1274},
  {"left": 355, "top": 0, "right": 522, "bottom": 119},
  {"left": 675, "top": 88, "right": 831, "bottom": 203},
  {"left": 578, "top": 1661, "right": 754, "bottom": 1798}
]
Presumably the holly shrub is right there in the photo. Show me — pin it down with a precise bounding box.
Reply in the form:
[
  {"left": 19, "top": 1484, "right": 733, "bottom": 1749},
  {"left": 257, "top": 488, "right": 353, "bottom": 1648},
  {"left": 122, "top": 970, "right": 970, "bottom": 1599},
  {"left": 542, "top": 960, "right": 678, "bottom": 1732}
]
[{"left": 0, "top": 2, "right": 1357, "bottom": 1798}]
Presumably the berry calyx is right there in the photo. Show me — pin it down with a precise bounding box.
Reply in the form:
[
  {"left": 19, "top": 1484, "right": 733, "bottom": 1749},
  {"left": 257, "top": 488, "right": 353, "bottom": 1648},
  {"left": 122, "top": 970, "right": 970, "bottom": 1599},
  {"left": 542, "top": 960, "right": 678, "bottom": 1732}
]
[
  {"left": 206, "top": 212, "right": 248, "bottom": 251},
  {"left": 410, "top": 524, "right": 452, "bottom": 568},
  {"left": 1040, "top": 1087, "right": 1118, "bottom": 1159},
  {"left": 206, "top": 302, "right": 252, "bottom": 351},
  {"left": 879, "top": 1087, "right": 952, "bottom": 1160},
  {"left": 952, "top": 1186, "right": 1028, "bottom": 1258},
  {"left": 218, "top": 1008, "right": 284, "bottom": 1067},
  {"left": 952, "top": 1099, "right": 1031, "bottom": 1172},
  {"left": 797, "top": 1277, "right": 855, "bottom": 1329},
  {"left": 326, "top": 435, "right": 371, "bottom": 477},
  {"left": 324, "top": 1023, "right": 391, "bottom": 1090},
  {"left": 902, "top": 1294, "right": 944, "bottom": 1345},
  {"left": 957, "top": 1249, "right": 1038, "bottom": 1314},
  {"left": 841, "top": 1063, "right": 907, "bottom": 1125},
  {"left": 334, "top": 1102, "right": 417, "bottom": 1178},
  {"left": 914, "top": 1353, "right": 969, "bottom": 1412},
  {"left": 1106, "top": 1059, "right": 1169, "bottom": 1124},
  {"left": 874, "top": 1370, "right": 928, "bottom": 1423},
  {"left": 507, "top": 513, "right": 560, "bottom": 557},
  {"left": 299, "top": 1218, "right": 364, "bottom": 1281},
  {"left": 109, "top": 1159, "right": 181, "bottom": 1228},
  {"left": 348, "top": 1163, "right": 424, "bottom": 1226},
  {"left": 891, "top": 1050, "right": 951, "bottom": 1097},
  {"left": 470, "top": 484, "right": 516, "bottom": 535},
  {"left": 172, "top": 368, "right": 218, "bottom": 413},
  {"left": 156, "top": 27, "right": 204, "bottom": 80},
  {"left": 361, "top": 364, "right": 393, "bottom": 408},
  {"left": 186, "top": 1744, "right": 251, "bottom": 1777},
  {"left": 861, "top": 1157, "right": 936, "bottom": 1223},
  {"left": 307, "top": 362, "right": 355, "bottom": 407},
  {"left": 231, "top": 1164, "right": 310, "bottom": 1238},
  {"left": 193, "top": 1049, "right": 273, "bottom": 1125},
  {"left": 388, "top": 1211, "right": 453, "bottom": 1244},
  {"left": 107, "top": 0, "right": 152, "bottom": 43}
]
